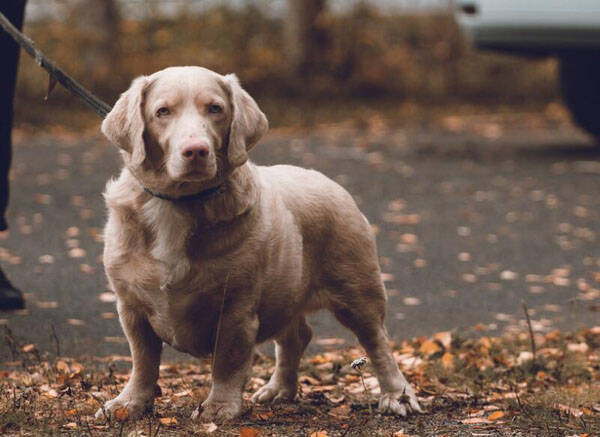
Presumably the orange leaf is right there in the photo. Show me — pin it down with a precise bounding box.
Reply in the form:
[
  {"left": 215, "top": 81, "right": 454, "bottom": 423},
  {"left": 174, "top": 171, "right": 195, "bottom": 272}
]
[
  {"left": 461, "top": 417, "right": 491, "bottom": 424},
  {"left": 255, "top": 412, "right": 273, "bottom": 420},
  {"left": 328, "top": 404, "right": 350, "bottom": 419},
  {"left": 419, "top": 339, "right": 441, "bottom": 355},
  {"left": 22, "top": 344, "right": 36, "bottom": 353},
  {"left": 64, "top": 409, "right": 78, "bottom": 418},
  {"left": 113, "top": 407, "right": 129, "bottom": 422},
  {"left": 433, "top": 331, "right": 452, "bottom": 349},
  {"left": 310, "top": 432, "right": 328, "bottom": 437},
  {"left": 56, "top": 360, "right": 70, "bottom": 374},
  {"left": 487, "top": 411, "right": 505, "bottom": 421},
  {"left": 159, "top": 417, "right": 178, "bottom": 426},
  {"left": 240, "top": 428, "right": 261, "bottom": 437},
  {"left": 441, "top": 352, "right": 454, "bottom": 369}
]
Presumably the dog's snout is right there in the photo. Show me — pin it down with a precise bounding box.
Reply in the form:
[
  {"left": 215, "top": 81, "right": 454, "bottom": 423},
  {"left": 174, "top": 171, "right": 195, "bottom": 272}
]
[{"left": 181, "top": 141, "right": 210, "bottom": 160}]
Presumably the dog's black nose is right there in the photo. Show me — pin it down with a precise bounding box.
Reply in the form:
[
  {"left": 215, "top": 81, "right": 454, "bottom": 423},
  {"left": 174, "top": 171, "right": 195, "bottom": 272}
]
[{"left": 181, "top": 142, "right": 209, "bottom": 159}]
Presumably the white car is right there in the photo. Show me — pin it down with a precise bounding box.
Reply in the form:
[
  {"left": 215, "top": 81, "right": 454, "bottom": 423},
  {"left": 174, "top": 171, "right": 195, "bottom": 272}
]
[{"left": 455, "top": 0, "right": 600, "bottom": 137}]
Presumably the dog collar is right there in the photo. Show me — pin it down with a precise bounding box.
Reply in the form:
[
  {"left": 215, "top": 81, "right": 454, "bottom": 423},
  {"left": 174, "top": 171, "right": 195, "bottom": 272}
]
[{"left": 143, "top": 183, "right": 226, "bottom": 202}]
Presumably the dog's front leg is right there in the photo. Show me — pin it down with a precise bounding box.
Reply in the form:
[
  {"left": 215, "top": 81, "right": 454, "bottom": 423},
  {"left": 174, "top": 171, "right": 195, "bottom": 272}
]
[
  {"left": 199, "top": 313, "right": 258, "bottom": 423},
  {"left": 96, "top": 301, "right": 162, "bottom": 420}
]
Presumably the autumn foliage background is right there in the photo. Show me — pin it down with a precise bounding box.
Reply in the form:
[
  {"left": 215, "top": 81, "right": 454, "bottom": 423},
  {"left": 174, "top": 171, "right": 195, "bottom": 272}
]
[{"left": 14, "top": 1, "right": 560, "bottom": 130}]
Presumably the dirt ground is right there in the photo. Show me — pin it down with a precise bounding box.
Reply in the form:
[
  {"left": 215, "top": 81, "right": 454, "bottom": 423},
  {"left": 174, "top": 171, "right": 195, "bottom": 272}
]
[{"left": 1, "top": 326, "right": 599, "bottom": 436}]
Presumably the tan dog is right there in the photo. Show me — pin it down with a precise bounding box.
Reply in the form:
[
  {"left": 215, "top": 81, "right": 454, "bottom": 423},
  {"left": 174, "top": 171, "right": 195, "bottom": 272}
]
[{"left": 97, "top": 66, "right": 422, "bottom": 422}]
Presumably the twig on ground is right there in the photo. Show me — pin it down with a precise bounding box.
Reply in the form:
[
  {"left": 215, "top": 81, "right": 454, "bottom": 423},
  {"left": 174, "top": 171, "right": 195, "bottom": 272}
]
[
  {"left": 49, "top": 323, "right": 60, "bottom": 357},
  {"left": 153, "top": 421, "right": 162, "bottom": 437},
  {"left": 350, "top": 357, "right": 373, "bottom": 418},
  {"left": 3, "top": 325, "right": 19, "bottom": 361},
  {"left": 522, "top": 300, "right": 537, "bottom": 360}
]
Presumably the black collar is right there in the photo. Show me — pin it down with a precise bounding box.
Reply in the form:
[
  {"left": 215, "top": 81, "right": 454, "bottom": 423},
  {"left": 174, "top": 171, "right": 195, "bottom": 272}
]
[{"left": 143, "top": 183, "right": 226, "bottom": 202}]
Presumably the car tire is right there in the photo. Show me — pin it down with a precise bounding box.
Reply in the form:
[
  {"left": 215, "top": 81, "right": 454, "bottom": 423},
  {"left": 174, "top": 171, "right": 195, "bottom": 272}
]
[{"left": 559, "top": 53, "right": 600, "bottom": 138}]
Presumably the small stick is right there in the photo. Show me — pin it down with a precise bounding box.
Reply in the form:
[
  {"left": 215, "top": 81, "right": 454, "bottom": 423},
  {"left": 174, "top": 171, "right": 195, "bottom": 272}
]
[
  {"left": 522, "top": 301, "right": 536, "bottom": 360},
  {"left": 351, "top": 357, "right": 373, "bottom": 418},
  {"left": 50, "top": 323, "right": 60, "bottom": 357},
  {"left": 358, "top": 370, "right": 373, "bottom": 418}
]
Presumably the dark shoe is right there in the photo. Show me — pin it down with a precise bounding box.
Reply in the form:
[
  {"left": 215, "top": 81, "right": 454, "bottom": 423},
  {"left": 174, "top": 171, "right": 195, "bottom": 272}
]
[{"left": 0, "top": 268, "right": 25, "bottom": 310}]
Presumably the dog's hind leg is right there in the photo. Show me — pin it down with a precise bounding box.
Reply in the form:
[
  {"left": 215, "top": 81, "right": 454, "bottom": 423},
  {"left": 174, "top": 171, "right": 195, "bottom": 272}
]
[
  {"left": 251, "top": 316, "right": 312, "bottom": 404},
  {"left": 329, "top": 280, "right": 423, "bottom": 417}
]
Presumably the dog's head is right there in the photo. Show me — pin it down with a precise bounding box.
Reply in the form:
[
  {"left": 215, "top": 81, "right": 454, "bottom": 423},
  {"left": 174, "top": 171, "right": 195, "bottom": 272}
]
[{"left": 102, "top": 66, "right": 268, "bottom": 193}]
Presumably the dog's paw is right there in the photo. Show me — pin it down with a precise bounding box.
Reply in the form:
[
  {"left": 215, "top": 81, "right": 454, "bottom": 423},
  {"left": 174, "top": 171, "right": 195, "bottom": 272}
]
[
  {"left": 378, "top": 385, "right": 423, "bottom": 417},
  {"left": 95, "top": 393, "right": 153, "bottom": 421},
  {"left": 251, "top": 381, "right": 296, "bottom": 404},
  {"left": 197, "top": 399, "right": 242, "bottom": 423}
]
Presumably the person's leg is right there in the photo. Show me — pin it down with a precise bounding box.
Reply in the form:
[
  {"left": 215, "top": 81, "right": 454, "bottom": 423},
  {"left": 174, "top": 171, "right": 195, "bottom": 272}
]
[{"left": 0, "top": 0, "right": 27, "bottom": 310}]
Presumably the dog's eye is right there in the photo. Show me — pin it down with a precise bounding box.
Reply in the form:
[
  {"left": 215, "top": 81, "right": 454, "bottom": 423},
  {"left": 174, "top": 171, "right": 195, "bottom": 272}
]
[
  {"left": 156, "top": 107, "right": 170, "bottom": 117},
  {"left": 208, "top": 103, "right": 223, "bottom": 114}
]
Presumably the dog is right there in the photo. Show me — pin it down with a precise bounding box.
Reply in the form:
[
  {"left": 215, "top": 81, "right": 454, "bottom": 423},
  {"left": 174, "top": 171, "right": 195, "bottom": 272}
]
[{"left": 96, "top": 66, "right": 422, "bottom": 422}]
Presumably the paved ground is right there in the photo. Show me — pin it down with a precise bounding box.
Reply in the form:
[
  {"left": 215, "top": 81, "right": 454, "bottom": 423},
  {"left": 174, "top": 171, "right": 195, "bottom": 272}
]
[{"left": 2, "top": 111, "right": 600, "bottom": 359}]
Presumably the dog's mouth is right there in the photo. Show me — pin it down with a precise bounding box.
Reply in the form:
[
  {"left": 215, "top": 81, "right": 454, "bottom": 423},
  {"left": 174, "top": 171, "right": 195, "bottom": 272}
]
[{"left": 174, "top": 164, "right": 218, "bottom": 182}]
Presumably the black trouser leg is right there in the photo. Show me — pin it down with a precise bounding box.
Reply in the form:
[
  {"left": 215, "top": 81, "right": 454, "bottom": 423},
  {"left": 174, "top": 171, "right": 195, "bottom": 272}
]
[
  {"left": 0, "top": 0, "right": 27, "bottom": 232},
  {"left": 0, "top": 0, "right": 27, "bottom": 310}
]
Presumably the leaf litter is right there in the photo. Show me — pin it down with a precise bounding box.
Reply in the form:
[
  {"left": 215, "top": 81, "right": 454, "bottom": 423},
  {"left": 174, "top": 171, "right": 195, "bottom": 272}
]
[{"left": 1, "top": 327, "right": 599, "bottom": 436}]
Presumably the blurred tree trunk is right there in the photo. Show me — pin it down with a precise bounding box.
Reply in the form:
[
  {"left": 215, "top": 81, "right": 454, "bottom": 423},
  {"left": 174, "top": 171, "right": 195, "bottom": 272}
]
[
  {"left": 71, "top": 0, "right": 121, "bottom": 87},
  {"left": 284, "top": 0, "right": 328, "bottom": 79}
]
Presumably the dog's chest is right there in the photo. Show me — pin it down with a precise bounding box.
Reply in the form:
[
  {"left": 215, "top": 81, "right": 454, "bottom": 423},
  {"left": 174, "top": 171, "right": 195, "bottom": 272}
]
[
  {"left": 144, "top": 291, "right": 220, "bottom": 356},
  {"left": 141, "top": 199, "right": 193, "bottom": 287}
]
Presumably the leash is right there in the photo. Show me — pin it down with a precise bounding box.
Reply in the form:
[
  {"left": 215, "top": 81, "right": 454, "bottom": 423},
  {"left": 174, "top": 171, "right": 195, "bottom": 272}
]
[{"left": 0, "top": 11, "right": 112, "bottom": 118}]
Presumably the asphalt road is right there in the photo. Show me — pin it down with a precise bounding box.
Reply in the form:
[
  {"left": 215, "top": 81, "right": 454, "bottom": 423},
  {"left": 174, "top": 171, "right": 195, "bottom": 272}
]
[{"left": 2, "top": 112, "right": 600, "bottom": 359}]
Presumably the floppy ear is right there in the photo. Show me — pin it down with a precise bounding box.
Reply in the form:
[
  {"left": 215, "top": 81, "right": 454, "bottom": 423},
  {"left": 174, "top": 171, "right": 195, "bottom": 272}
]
[
  {"left": 224, "top": 74, "right": 269, "bottom": 168},
  {"left": 101, "top": 76, "right": 149, "bottom": 168}
]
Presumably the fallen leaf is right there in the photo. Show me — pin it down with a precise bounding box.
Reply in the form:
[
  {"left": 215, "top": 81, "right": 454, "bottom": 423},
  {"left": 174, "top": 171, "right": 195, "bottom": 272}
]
[
  {"left": 158, "top": 417, "right": 178, "bottom": 426},
  {"left": 419, "top": 340, "right": 441, "bottom": 355},
  {"left": 461, "top": 417, "right": 491, "bottom": 424},
  {"left": 38, "top": 254, "right": 54, "bottom": 264},
  {"left": 240, "top": 427, "right": 260, "bottom": 437},
  {"left": 64, "top": 409, "right": 77, "bottom": 418},
  {"left": 441, "top": 352, "right": 454, "bottom": 369},
  {"left": 328, "top": 404, "right": 350, "bottom": 419},
  {"left": 67, "top": 318, "right": 85, "bottom": 326},
  {"left": 500, "top": 270, "right": 518, "bottom": 280},
  {"left": 201, "top": 422, "right": 218, "bottom": 433},
  {"left": 433, "top": 331, "right": 452, "bottom": 349},
  {"left": 487, "top": 411, "right": 505, "bottom": 421},
  {"left": 381, "top": 273, "right": 395, "bottom": 282},
  {"left": 315, "top": 337, "right": 345, "bottom": 346},
  {"left": 22, "top": 344, "right": 36, "bottom": 353},
  {"left": 553, "top": 403, "right": 583, "bottom": 417},
  {"left": 36, "top": 301, "right": 58, "bottom": 309},
  {"left": 254, "top": 411, "right": 273, "bottom": 420},
  {"left": 567, "top": 343, "right": 589, "bottom": 353},
  {"left": 56, "top": 360, "right": 70, "bottom": 373},
  {"left": 68, "top": 248, "right": 86, "bottom": 259},
  {"left": 403, "top": 297, "right": 421, "bottom": 306},
  {"left": 113, "top": 407, "right": 129, "bottom": 422},
  {"left": 99, "top": 292, "right": 117, "bottom": 303}
]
